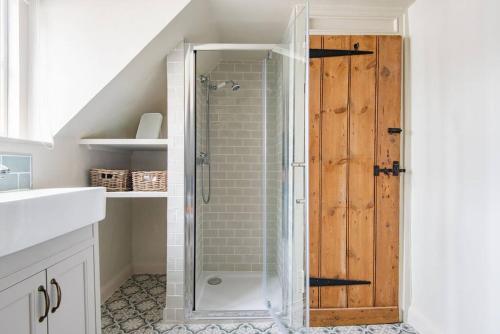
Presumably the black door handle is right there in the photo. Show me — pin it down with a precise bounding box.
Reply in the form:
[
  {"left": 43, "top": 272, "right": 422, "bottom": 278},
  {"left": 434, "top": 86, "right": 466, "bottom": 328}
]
[{"left": 374, "top": 161, "right": 406, "bottom": 176}]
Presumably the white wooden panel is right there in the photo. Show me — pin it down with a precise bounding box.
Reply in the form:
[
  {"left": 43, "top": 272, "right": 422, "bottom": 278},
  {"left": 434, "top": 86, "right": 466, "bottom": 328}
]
[
  {"left": 80, "top": 138, "right": 168, "bottom": 151},
  {"left": 310, "top": 16, "right": 399, "bottom": 35},
  {"left": 47, "top": 247, "right": 96, "bottom": 334},
  {"left": 106, "top": 191, "right": 169, "bottom": 198}
]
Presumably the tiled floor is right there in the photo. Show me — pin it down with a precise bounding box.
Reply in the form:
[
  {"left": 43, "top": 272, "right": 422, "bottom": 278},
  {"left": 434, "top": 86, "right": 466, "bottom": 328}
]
[{"left": 101, "top": 274, "right": 418, "bottom": 334}]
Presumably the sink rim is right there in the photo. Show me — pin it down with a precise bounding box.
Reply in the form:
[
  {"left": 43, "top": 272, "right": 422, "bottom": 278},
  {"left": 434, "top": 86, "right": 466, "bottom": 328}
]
[
  {"left": 0, "top": 186, "right": 106, "bottom": 258},
  {"left": 0, "top": 187, "right": 106, "bottom": 203}
]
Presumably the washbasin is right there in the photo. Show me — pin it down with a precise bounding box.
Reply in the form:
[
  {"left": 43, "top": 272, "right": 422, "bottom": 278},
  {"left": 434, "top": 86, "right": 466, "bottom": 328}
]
[{"left": 0, "top": 187, "right": 106, "bottom": 257}]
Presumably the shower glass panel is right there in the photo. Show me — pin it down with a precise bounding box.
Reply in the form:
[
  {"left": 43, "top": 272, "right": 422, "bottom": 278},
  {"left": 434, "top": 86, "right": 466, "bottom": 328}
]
[
  {"left": 194, "top": 51, "right": 268, "bottom": 314},
  {"left": 189, "top": 3, "right": 308, "bottom": 322},
  {"left": 263, "top": 3, "right": 309, "bottom": 331},
  {"left": 263, "top": 51, "right": 286, "bottom": 315}
]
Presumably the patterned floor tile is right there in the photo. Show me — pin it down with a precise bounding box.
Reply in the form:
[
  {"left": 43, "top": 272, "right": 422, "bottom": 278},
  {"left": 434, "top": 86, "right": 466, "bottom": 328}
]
[
  {"left": 102, "top": 274, "right": 166, "bottom": 334},
  {"left": 102, "top": 275, "right": 418, "bottom": 334}
]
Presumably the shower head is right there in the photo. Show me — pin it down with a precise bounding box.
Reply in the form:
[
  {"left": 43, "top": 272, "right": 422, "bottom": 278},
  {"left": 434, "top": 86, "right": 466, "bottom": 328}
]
[
  {"left": 231, "top": 82, "right": 240, "bottom": 91},
  {"left": 215, "top": 80, "right": 240, "bottom": 91},
  {"left": 200, "top": 74, "right": 209, "bottom": 83}
]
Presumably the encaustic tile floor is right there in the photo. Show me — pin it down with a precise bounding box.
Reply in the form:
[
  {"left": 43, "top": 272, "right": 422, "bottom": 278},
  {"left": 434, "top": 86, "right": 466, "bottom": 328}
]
[{"left": 101, "top": 274, "right": 418, "bottom": 334}]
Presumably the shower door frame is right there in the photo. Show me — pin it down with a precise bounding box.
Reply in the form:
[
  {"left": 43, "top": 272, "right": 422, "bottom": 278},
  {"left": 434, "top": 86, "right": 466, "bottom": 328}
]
[{"left": 184, "top": 43, "right": 280, "bottom": 321}]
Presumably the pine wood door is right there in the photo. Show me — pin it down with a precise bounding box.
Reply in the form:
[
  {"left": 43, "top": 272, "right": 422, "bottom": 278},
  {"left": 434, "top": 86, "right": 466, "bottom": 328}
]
[{"left": 309, "top": 35, "right": 402, "bottom": 326}]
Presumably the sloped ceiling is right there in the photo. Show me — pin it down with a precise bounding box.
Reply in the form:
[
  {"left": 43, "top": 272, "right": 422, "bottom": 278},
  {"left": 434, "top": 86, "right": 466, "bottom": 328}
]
[
  {"left": 43, "top": 0, "right": 192, "bottom": 136},
  {"left": 56, "top": 0, "right": 413, "bottom": 139},
  {"left": 58, "top": 0, "right": 217, "bottom": 138},
  {"left": 57, "top": 0, "right": 300, "bottom": 139}
]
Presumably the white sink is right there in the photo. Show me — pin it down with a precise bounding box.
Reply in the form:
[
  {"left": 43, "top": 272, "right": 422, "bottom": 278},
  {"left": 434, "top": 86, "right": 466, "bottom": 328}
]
[{"left": 0, "top": 187, "right": 106, "bottom": 257}]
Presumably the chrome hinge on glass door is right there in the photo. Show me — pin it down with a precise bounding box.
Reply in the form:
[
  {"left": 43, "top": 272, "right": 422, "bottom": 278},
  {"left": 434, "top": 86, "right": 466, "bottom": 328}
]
[{"left": 292, "top": 162, "right": 306, "bottom": 205}]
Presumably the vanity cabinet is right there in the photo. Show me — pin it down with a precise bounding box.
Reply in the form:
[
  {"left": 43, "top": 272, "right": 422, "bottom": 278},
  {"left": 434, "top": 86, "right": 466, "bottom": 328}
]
[{"left": 0, "top": 225, "right": 101, "bottom": 334}]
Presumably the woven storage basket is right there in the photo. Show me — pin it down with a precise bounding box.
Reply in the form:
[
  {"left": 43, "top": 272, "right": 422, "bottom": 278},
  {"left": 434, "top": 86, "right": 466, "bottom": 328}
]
[
  {"left": 132, "top": 171, "right": 167, "bottom": 192},
  {"left": 90, "top": 169, "right": 131, "bottom": 192}
]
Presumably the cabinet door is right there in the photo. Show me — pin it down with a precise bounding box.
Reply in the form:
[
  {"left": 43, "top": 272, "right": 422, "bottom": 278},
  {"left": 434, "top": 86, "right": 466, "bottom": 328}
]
[
  {"left": 47, "top": 247, "right": 96, "bottom": 334},
  {"left": 0, "top": 271, "right": 48, "bottom": 334}
]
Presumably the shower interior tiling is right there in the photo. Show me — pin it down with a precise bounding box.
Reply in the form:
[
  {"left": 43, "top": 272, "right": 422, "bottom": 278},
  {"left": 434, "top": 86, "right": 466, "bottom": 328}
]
[{"left": 194, "top": 51, "right": 282, "bottom": 312}]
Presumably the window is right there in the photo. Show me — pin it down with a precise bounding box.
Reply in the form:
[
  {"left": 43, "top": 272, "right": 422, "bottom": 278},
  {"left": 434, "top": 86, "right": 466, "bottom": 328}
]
[{"left": 0, "top": 0, "right": 38, "bottom": 140}]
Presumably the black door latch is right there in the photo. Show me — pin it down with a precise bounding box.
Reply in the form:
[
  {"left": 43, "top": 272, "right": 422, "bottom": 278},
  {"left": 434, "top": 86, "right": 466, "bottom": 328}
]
[
  {"left": 388, "top": 128, "right": 403, "bottom": 134},
  {"left": 374, "top": 161, "right": 406, "bottom": 176}
]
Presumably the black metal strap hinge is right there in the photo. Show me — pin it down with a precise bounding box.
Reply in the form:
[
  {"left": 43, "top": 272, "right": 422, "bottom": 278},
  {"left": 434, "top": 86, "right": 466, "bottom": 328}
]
[
  {"left": 374, "top": 161, "right": 406, "bottom": 176},
  {"left": 388, "top": 128, "right": 403, "bottom": 134},
  {"left": 310, "top": 42, "right": 374, "bottom": 59},
  {"left": 310, "top": 277, "right": 371, "bottom": 287},
  {"left": 310, "top": 49, "right": 373, "bottom": 59}
]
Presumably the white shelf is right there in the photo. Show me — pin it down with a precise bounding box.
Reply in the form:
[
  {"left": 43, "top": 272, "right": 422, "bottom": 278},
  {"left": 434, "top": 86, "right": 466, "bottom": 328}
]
[
  {"left": 80, "top": 139, "right": 168, "bottom": 151},
  {"left": 106, "top": 191, "right": 168, "bottom": 198}
]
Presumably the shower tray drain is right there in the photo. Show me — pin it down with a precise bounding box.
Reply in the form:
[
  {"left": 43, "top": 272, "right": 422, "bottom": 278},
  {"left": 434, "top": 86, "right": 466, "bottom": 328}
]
[{"left": 207, "top": 277, "right": 222, "bottom": 285}]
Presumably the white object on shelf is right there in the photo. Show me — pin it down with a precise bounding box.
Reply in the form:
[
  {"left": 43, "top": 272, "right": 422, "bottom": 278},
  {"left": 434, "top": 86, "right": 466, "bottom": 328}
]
[
  {"left": 80, "top": 138, "right": 168, "bottom": 151},
  {"left": 136, "top": 113, "right": 163, "bottom": 139},
  {"left": 105, "top": 191, "right": 169, "bottom": 198}
]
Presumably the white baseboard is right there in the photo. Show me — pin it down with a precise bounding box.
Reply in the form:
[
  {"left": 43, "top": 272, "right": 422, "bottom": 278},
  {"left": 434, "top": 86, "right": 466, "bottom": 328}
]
[
  {"left": 100, "top": 264, "right": 133, "bottom": 303},
  {"left": 407, "top": 306, "right": 441, "bottom": 334},
  {"left": 133, "top": 262, "right": 166, "bottom": 274}
]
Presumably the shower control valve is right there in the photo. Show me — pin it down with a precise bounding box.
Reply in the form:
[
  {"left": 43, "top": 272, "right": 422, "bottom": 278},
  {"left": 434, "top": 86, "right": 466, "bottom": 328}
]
[{"left": 197, "top": 152, "right": 210, "bottom": 165}]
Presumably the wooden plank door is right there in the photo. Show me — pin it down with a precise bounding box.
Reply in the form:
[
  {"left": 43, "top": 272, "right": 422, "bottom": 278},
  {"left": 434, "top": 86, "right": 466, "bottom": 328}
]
[{"left": 309, "top": 35, "right": 402, "bottom": 326}]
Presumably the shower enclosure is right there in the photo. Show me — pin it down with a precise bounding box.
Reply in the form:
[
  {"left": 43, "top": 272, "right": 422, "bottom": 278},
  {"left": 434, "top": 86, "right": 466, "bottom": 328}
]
[{"left": 185, "top": 4, "right": 308, "bottom": 330}]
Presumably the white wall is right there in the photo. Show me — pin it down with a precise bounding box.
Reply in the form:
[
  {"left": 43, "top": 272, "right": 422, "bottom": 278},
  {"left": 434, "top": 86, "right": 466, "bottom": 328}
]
[
  {"left": 407, "top": 1, "right": 500, "bottom": 333},
  {"left": 130, "top": 151, "right": 167, "bottom": 274},
  {"left": 38, "top": 0, "right": 191, "bottom": 135}
]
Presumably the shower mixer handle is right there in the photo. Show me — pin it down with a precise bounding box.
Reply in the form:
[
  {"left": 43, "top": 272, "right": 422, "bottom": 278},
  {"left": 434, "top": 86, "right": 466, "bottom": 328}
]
[{"left": 197, "top": 152, "right": 210, "bottom": 165}]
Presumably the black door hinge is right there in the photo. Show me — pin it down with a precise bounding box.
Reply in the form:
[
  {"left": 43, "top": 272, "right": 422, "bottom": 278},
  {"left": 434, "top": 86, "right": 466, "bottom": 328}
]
[
  {"left": 388, "top": 128, "right": 403, "bottom": 134},
  {"left": 310, "top": 277, "right": 371, "bottom": 287},
  {"left": 374, "top": 161, "right": 406, "bottom": 176},
  {"left": 310, "top": 43, "right": 373, "bottom": 59}
]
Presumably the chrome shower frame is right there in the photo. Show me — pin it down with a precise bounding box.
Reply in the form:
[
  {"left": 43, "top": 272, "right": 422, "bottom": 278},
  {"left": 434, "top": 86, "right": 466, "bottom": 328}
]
[{"left": 184, "top": 43, "right": 279, "bottom": 322}]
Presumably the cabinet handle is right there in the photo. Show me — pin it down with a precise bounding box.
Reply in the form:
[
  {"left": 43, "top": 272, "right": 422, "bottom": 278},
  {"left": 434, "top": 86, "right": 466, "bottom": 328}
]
[
  {"left": 50, "top": 278, "right": 62, "bottom": 313},
  {"left": 38, "top": 285, "right": 50, "bottom": 322}
]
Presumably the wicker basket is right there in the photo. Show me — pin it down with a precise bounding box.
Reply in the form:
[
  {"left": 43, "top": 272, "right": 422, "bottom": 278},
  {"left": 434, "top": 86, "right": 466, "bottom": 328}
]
[
  {"left": 132, "top": 171, "right": 167, "bottom": 192},
  {"left": 90, "top": 169, "right": 131, "bottom": 192}
]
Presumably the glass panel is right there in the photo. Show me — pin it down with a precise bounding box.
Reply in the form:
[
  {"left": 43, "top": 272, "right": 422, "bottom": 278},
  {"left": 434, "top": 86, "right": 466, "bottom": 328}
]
[
  {"left": 263, "top": 51, "right": 286, "bottom": 317},
  {"left": 264, "top": 2, "right": 309, "bottom": 332},
  {"left": 291, "top": 3, "right": 309, "bottom": 330},
  {"left": 194, "top": 50, "right": 269, "bottom": 316}
]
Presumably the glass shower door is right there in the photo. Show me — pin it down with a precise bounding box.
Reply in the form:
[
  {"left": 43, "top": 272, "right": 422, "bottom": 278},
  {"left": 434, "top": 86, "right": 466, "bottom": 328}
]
[{"left": 263, "top": 3, "right": 309, "bottom": 332}]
